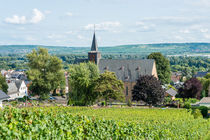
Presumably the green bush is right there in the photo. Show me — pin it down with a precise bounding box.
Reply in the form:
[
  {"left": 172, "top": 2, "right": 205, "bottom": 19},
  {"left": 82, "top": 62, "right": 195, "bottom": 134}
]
[
  {"left": 191, "top": 109, "right": 203, "bottom": 119},
  {"left": 67, "top": 98, "right": 73, "bottom": 106},
  {"left": 164, "top": 97, "right": 172, "bottom": 105},
  {"left": 127, "top": 99, "right": 132, "bottom": 107},
  {"left": 191, "top": 106, "right": 208, "bottom": 118},
  {"left": 184, "top": 102, "right": 191, "bottom": 109},
  {"left": 10, "top": 101, "right": 18, "bottom": 107},
  {"left": 187, "top": 98, "right": 199, "bottom": 104},
  {"left": 17, "top": 96, "right": 30, "bottom": 102},
  {"left": 198, "top": 106, "right": 208, "bottom": 118},
  {"left": 101, "top": 101, "right": 106, "bottom": 106}
]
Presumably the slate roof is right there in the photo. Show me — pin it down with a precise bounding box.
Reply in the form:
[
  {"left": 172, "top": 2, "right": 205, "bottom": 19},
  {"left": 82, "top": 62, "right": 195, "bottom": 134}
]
[
  {"left": 0, "top": 90, "right": 9, "bottom": 100},
  {"left": 17, "top": 74, "right": 27, "bottom": 80},
  {"left": 7, "top": 83, "right": 18, "bottom": 95},
  {"left": 166, "top": 88, "right": 177, "bottom": 97},
  {"left": 15, "top": 80, "right": 23, "bottom": 90},
  {"left": 98, "top": 59, "right": 155, "bottom": 82},
  {"left": 91, "top": 33, "right": 98, "bottom": 51},
  {"left": 199, "top": 97, "right": 210, "bottom": 104}
]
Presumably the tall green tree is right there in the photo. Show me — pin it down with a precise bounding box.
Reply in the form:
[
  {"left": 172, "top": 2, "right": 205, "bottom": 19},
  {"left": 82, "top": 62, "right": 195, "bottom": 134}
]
[
  {"left": 147, "top": 52, "right": 171, "bottom": 84},
  {"left": 68, "top": 62, "right": 99, "bottom": 106},
  {"left": 26, "top": 48, "right": 65, "bottom": 99},
  {"left": 94, "top": 71, "right": 124, "bottom": 104},
  {"left": 0, "top": 74, "right": 8, "bottom": 93}
]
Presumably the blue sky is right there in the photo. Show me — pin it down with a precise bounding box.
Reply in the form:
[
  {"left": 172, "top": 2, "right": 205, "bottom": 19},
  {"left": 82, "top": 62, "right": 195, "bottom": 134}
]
[{"left": 0, "top": 0, "right": 210, "bottom": 46}]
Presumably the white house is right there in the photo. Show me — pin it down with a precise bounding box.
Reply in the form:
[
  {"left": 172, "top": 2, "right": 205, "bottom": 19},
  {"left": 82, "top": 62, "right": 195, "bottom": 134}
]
[
  {"left": 15, "top": 80, "right": 28, "bottom": 97},
  {"left": 0, "top": 90, "right": 9, "bottom": 108},
  {"left": 7, "top": 82, "right": 19, "bottom": 100},
  {"left": 7, "top": 80, "right": 27, "bottom": 100}
]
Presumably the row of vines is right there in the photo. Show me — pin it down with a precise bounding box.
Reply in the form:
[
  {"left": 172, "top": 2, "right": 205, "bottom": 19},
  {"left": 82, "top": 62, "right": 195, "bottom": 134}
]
[{"left": 0, "top": 107, "right": 209, "bottom": 139}]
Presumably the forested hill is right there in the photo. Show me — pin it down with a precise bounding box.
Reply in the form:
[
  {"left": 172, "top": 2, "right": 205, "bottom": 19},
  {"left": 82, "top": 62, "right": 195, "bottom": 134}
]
[{"left": 0, "top": 43, "right": 209, "bottom": 56}]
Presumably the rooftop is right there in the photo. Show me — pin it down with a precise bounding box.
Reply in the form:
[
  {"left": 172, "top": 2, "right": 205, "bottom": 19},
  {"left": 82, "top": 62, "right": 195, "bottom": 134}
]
[
  {"left": 199, "top": 97, "right": 210, "bottom": 104},
  {"left": 0, "top": 90, "right": 9, "bottom": 100}
]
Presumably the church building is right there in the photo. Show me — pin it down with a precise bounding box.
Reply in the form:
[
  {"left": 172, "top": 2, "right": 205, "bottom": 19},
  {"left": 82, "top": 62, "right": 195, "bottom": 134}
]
[{"left": 88, "top": 32, "right": 158, "bottom": 101}]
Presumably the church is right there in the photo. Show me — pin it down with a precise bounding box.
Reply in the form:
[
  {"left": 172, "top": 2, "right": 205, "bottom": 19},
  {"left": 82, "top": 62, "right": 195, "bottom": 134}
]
[{"left": 88, "top": 32, "right": 158, "bottom": 101}]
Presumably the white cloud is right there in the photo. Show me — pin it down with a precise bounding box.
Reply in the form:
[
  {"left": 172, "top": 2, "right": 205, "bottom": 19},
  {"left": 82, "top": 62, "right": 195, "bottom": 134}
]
[
  {"left": 5, "top": 15, "right": 27, "bottom": 24},
  {"left": 200, "top": 28, "right": 208, "bottom": 33},
  {"left": 65, "top": 31, "right": 74, "bottom": 34},
  {"left": 4, "top": 9, "right": 44, "bottom": 24},
  {"left": 30, "top": 9, "right": 45, "bottom": 24},
  {"left": 66, "top": 12, "right": 73, "bottom": 16},
  {"left": 134, "top": 21, "right": 156, "bottom": 32},
  {"left": 179, "top": 29, "right": 190, "bottom": 33},
  {"left": 77, "top": 35, "right": 85, "bottom": 40},
  {"left": 84, "top": 21, "right": 121, "bottom": 31},
  {"left": 179, "top": 25, "right": 208, "bottom": 34},
  {"left": 204, "top": 34, "right": 210, "bottom": 39}
]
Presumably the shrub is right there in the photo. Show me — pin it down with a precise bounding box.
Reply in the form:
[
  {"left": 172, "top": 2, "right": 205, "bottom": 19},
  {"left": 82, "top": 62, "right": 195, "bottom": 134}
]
[
  {"left": 164, "top": 97, "right": 172, "bottom": 105},
  {"left": 191, "top": 106, "right": 208, "bottom": 118},
  {"left": 127, "top": 99, "right": 132, "bottom": 107},
  {"left": 187, "top": 98, "right": 199, "bottom": 104},
  {"left": 67, "top": 98, "right": 73, "bottom": 106},
  {"left": 191, "top": 109, "right": 202, "bottom": 119},
  {"left": 198, "top": 106, "right": 208, "bottom": 118},
  {"left": 10, "top": 101, "right": 18, "bottom": 107},
  {"left": 17, "top": 96, "right": 30, "bottom": 102},
  {"left": 101, "top": 101, "right": 106, "bottom": 106},
  {"left": 184, "top": 102, "right": 191, "bottom": 109}
]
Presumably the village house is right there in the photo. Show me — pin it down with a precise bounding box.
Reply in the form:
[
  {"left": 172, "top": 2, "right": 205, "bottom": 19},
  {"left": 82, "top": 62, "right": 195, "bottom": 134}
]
[
  {"left": 199, "top": 97, "right": 210, "bottom": 107},
  {"left": 7, "top": 80, "right": 27, "bottom": 100},
  {"left": 165, "top": 88, "right": 177, "bottom": 100},
  {"left": 171, "top": 72, "right": 182, "bottom": 84},
  {"left": 1, "top": 69, "right": 27, "bottom": 82}
]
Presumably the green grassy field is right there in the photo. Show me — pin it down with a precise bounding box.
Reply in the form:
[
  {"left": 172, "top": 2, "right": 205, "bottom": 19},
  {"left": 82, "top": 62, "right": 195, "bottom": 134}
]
[{"left": 0, "top": 107, "right": 209, "bottom": 139}]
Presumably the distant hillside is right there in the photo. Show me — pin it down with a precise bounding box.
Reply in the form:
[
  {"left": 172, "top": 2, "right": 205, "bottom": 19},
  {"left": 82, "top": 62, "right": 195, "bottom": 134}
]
[{"left": 0, "top": 43, "right": 210, "bottom": 56}]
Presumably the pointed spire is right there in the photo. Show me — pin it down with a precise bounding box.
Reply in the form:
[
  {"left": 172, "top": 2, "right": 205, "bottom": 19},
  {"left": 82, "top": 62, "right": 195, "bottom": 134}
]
[{"left": 91, "top": 27, "right": 98, "bottom": 51}]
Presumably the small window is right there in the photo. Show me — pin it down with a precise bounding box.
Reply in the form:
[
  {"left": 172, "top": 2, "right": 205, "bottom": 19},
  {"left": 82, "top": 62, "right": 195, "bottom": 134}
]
[{"left": 126, "top": 86, "right": 128, "bottom": 96}]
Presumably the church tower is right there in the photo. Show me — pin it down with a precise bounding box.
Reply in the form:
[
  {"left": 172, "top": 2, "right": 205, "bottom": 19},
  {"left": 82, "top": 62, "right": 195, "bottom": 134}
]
[{"left": 88, "top": 32, "right": 101, "bottom": 65}]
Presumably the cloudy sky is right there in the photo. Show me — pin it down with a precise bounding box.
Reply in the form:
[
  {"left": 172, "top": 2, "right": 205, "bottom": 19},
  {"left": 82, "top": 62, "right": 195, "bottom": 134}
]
[{"left": 0, "top": 0, "right": 210, "bottom": 46}]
